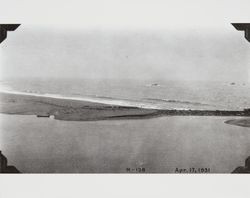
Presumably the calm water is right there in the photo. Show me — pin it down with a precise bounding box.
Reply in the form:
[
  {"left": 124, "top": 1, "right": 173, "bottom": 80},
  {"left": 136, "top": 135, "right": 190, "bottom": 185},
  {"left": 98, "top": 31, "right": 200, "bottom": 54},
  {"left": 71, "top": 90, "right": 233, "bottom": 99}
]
[
  {"left": 0, "top": 79, "right": 250, "bottom": 173},
  {"left": 0, "top": 114, "right": 250, "bottom": 173}
]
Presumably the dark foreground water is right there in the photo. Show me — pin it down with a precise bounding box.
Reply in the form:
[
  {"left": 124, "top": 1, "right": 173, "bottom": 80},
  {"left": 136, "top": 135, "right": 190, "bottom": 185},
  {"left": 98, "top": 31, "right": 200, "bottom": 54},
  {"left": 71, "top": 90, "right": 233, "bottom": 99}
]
[{"left": 1, "top": 114, "right": 249, "bottom": 173}]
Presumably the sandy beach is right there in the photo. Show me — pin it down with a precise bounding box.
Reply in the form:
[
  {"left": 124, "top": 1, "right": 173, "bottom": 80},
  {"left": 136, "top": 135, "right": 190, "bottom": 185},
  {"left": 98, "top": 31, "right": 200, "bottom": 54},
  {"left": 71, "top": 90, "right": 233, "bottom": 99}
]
[{"left": 0, "top": 92, "right": 159, "bottom": 121}]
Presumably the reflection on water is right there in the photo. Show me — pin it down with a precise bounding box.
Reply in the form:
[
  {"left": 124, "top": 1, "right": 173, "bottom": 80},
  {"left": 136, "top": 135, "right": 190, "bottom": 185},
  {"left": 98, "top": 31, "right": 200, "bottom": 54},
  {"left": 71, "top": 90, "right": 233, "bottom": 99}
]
[{"left": 0, "top": 114, "right": 250, "bottom": 173}]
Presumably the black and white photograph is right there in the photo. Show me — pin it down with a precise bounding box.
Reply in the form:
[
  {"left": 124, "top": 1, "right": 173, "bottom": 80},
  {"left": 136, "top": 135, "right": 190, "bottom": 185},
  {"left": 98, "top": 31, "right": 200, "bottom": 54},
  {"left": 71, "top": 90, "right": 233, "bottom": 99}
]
[{"left": 0, "top": 0, "right": 250, "bottom": 176}]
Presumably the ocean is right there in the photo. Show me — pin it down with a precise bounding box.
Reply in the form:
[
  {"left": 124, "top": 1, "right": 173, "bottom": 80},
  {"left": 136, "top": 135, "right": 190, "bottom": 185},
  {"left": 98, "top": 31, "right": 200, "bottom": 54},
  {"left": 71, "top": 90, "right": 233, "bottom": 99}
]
[
  {"left": 1, "top": 78, "right": 250, "bottom": 110},
  {"left": 0, "top": 79, "right": 250, "bottom": 173}
]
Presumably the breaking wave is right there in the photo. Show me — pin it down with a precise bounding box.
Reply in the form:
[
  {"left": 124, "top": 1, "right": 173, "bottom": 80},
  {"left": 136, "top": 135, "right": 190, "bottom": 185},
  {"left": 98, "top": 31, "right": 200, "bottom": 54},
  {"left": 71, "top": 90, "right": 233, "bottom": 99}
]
[
  {"left": 144, "top": 98, "right": 211, "bottom": 106},
  {"left": 0, "top": 82, "right": 211, "bottom": 110},
  {"left": 0, "top": 89, "right": 161, "bottom": 109}
]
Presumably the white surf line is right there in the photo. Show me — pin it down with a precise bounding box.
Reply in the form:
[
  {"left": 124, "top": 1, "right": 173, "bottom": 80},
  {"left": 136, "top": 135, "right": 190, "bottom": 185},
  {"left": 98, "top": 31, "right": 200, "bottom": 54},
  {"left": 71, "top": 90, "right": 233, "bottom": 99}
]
[{"left": 0, "top": 90, "right": 160, "bottom": 109}]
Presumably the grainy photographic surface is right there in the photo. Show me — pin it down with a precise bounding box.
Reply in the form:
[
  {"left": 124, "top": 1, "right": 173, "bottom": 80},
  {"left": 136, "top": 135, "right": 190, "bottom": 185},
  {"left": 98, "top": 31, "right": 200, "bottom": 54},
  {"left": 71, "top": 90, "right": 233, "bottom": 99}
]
[{"left": 0, "top": 21, "right": 250, "bottom": 173}]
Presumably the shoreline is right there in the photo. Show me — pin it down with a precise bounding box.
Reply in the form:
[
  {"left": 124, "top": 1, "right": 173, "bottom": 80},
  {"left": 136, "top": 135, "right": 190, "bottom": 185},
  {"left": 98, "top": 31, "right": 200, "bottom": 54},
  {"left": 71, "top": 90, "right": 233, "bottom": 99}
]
[
  {"left": 0, "top": 92, "right": 250, "bottom": 127},
  {"left": 0, "top": 90, "right": 160, "bottom": 109}
]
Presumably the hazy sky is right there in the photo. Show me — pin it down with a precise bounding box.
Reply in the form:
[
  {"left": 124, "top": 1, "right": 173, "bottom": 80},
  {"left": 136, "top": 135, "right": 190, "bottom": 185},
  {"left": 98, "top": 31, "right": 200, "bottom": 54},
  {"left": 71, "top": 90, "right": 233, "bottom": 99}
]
[{"left": 1, "top": 0, "right": 250, "bottom": 81}]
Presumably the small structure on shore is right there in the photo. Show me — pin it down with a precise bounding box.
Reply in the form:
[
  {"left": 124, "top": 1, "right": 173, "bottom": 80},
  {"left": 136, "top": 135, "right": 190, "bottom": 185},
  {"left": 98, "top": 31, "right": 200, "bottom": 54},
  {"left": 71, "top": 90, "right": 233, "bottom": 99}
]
[
  {"left": 36, "top": 113, "right": 55, "bottom": 119},
  {"left": 37, "top": 113, "right": 50, "bottom": 118},
  {"left": 50, "top": 115, "right": 55, "bottom": 119}
]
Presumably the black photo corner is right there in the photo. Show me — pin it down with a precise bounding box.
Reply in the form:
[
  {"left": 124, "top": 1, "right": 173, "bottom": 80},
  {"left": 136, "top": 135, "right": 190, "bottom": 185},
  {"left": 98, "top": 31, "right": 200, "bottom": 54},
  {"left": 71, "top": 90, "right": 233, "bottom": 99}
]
[
  {"left": 0, "top": 24, "right": 20, "bottom": 44},
  {"left": 0, "top": 24, "right": 21, "bottom": 173},
  {"left": 232, "top": 23, "right": 250, "bottom": 43}
]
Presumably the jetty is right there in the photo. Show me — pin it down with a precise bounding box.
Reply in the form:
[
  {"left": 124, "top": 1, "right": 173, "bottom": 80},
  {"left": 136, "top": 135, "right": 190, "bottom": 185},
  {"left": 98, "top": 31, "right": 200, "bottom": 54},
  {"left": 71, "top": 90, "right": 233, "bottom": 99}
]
[{"left": 158, "top": 108, "right": 250, "bottom": 117}]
